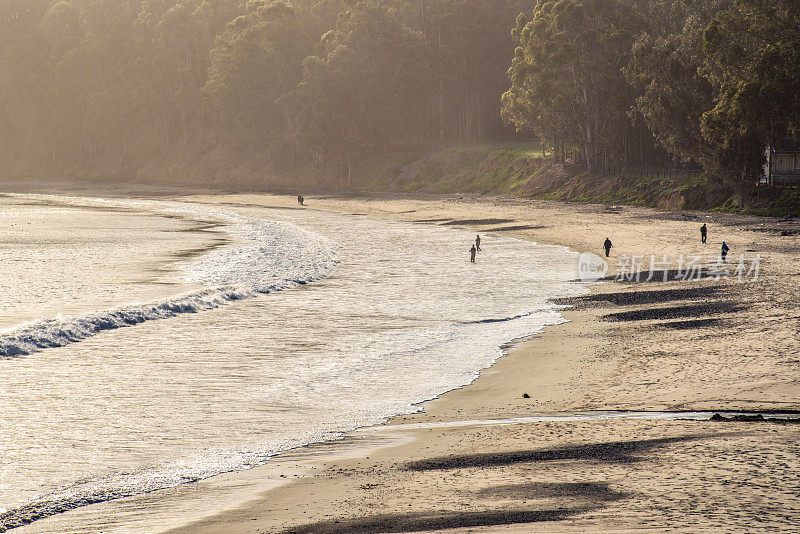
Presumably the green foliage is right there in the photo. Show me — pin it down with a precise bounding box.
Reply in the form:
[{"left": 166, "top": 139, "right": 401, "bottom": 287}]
[
  {"left": 502, "top": 0, "right": 638, "bottom": 173},
  {"left": 205, "top": 1, "right": 306, "bottom": 146},
  {"left": 290, "top": 0, "right": 432, "bottom": 180},
  {"left": 700, "top": 0, "right": 800, "bottom": 195},
  {"left": 0, "top": 0, "right": 798, "bottom": 202},
  {"left": 626, "top": 0, "right": 800, "bottom": 198},
  {"left": 625, "top": 5, "right": 718, "bottom": 164},
  {"left": 363, "top": 144, "right": 543, "bottom": 194},
  {"left": 350, "top": 142, "right": 733, "bottom": 210},
  {"left": 0, "top": 0, "right": 526, "bottom": 179},
  {"left": 746, "top": 189, "right": 800, "bottom": 217}
]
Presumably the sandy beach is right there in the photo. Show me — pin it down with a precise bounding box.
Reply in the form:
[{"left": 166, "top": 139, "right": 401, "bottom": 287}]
[
  {"left": 4, "top": 1, "right": 798, "bottom": 531},
  {"left": 144, "top": 192, "right": 798, "bottom": 534}
]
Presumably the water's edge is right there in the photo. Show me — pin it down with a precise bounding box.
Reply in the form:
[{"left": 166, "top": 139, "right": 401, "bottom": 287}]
[{"left": 2, "top": 194, "right": 584, "bottom": 533}]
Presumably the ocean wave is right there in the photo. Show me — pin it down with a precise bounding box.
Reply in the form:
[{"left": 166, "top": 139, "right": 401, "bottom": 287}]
[
  {"left": 0, "top": 198, "right": 340, "bottom": 358},
  {"left": 0, "top": 427, "right": 340, "bottom": 532},
  {"left": 0, "top": 196, "right": 586, "bottom": 533}
]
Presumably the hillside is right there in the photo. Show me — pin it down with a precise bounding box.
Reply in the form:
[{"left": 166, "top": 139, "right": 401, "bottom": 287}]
[
  {"left": 127, "top": 142, "right": 797, "bottom": 216},
  {"left": 351, "top": 144, "right": 735, "bottom": 210}
]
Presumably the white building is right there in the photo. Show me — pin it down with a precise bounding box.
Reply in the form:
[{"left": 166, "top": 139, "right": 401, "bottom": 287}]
[{"left": 762, "top": 143, "right": 800, "bottom": 186}]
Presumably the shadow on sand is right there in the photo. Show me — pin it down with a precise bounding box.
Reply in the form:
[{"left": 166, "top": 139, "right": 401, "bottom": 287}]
[
  {"left": 278, "top": 436, "right": 744, "bottom": 533},
  {"left": 402, "top": 435, "right": 705, "bottom": 471},
  {"left": 476, "top": 481, "right": 627, "bottom": 502},
  {"left": 280, "top": 508, "right": 589, "bottom": 534},
  {"left": 655, "top": 318, "right": 727, "bottom": 329},
  {"left": 602, "top": 302, "right": 744, "bottom": 322},
  {"left": 442, "top": 218, "right": 515, "bottom": 225},
  {"left": 600, "top": 269, "right": 730, "bottom": 283},
  {"left": 485, "top": 224, "right": 549, "bottom": 232},
  {"left": 557, "top": 286, "right": 722, "bottom": 307}
]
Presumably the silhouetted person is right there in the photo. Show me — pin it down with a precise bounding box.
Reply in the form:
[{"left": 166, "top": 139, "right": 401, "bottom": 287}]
[
  {"left": 701, "top": 223, "right": 707, "bottom": 244},
  {"left": 603, "top": 238, "right": 613, "bottom": 257},
  {"left": 721, "top": 241, "right": 729, "bottom": 262},
  {"left": 297, "top": 195, "right": 304, "bottom": 206},
  {"left": 475, "top": 235, "right": 481, "bottom": 251},
  {"left": 470, "top": 244, "right": 476, "bottom": 263}
]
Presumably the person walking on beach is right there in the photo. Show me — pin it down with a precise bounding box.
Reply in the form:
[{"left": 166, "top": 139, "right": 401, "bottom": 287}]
[
  {"left": 701, "top": 223, "right": 707, "bottom": 244},
  {"left": 297, "top": 194, "right": 304, "bottom": 206},
  {"left": 721, "top": 241, "right": 730, "bottom": 262},
  {"left": 603, "top": 237, "right": 613, "bottom": 257},
  {"left": 475, "top": 235, "right": 481, "bottom": 251},
  {"left": 470, "top": 244, "right": 477, "bottom": 263}
]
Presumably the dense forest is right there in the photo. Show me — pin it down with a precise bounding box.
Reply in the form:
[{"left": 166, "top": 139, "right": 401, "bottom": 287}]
[{"left": 0, "top": 0, "right": 798, "bottom": 196}]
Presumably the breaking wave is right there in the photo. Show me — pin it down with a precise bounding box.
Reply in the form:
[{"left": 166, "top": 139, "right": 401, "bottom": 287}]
[{"left": 0, "top": 198, "right": 340, "bottom": 358}]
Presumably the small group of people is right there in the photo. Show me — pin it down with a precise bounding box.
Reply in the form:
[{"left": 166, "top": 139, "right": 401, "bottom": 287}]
[
  {"left": 469, "top": 234, "right": 481, "bottom": 262},
  {"left": 701, "top": 223, "right": 730, "bottom": 261},
  {"left": 602, "top": 222, "right": 731, "bottom": 263},
  {"left": 701, "top": 223, "right": 730, "bottom": 260}
]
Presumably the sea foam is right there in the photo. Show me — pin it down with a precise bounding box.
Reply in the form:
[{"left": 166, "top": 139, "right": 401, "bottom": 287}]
[
  {"left": 0, "top": 198, "right": 339, "bottom": 358},
  {"left": 0, "top": 196, "right": 589, "bottom": 533}
]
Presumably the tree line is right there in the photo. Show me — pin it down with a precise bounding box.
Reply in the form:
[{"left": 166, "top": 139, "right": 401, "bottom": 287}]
[
  {"left": 503, "top": 0, "right": 800, "bottom": 197},
  {"left": 0, "top": 0, "right": 528, "bottom": 182},
  {"left": 1, "top": 0, "right": 798, "bottom": 195}
]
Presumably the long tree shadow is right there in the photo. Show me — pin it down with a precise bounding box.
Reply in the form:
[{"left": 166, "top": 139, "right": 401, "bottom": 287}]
[
  {"left": 602, "top": 302, "right": 744, "bottom": 322},
  {"left": 556, "top": 286, "right": 722, "bottom": 307},
  {"left": 655, "top": 318, "right": 727, "bottom": 329},
  {"left": 442, "top": 218, "right": 515, "bottom": 225},
  {"left": 599, "top": 269, "right": 741, "bottom": 283},
  {"left": 278, "top": 436, "right": 745, "bottom": 533},
  {"left": 280, "top": 508, "right": 589, "bottom": 534},
  {"left": 403, "top": 435, "right": 706, "bottom": 471},
  {"left": 485, "top": 224, "right": 548, "bottom": 232},
  {"left": 476, "top": 481, "right": 627, "bottom": 502}
]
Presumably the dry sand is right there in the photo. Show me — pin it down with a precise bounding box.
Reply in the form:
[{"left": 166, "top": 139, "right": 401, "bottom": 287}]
[{"left": 152, "top": 193, "right": 800, "bottom": 533}]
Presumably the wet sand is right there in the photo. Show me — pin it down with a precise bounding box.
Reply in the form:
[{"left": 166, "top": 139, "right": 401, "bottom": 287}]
[{"left": 156, "top": 193, "right": 800, "bottom": 533}]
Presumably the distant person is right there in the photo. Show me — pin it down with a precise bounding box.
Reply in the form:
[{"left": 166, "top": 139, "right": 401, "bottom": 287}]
[
  {"left": 297, "top": 195, "right": 304, "bottom": 206},
  {"left": 470, "top": 244, "right": 476, "bottom": 263},
  {"left": 721, "top": 241, "right": 729, "bottom": 262},
  {"left": 603, "top": 237, "right": 613, "bottom": 257},
  {"left": 475, "top": 235, "right": 481, "bottom": 251},
  {"left": 701, "top": 223, "right": 707, "bottom": 244}
]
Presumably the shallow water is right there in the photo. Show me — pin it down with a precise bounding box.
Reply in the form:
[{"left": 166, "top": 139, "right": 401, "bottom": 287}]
[
  {"left": 0, "top": 194, "right": 586, "bottom": 532},
  {"left": 0, "top": 196, "right": 210, "bottom": 330}
]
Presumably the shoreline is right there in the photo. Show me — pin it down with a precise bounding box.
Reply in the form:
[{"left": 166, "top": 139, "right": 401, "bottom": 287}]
[
  {"left": 6, "top": 187, "right": 800, "bottom": 533},
  {"left": 155, "top": 302, "right": 599, "bottom": 534},
  {"left": 7, "top": 189, "right": 585, "bottom": 534},
  {"left": 157, "top": 192, "right": 800, "bottom": 533}
]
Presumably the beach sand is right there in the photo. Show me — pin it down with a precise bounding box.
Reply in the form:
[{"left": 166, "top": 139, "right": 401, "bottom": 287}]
[{"left": 154, "top": 193, "right": 799, "bottom": 533}]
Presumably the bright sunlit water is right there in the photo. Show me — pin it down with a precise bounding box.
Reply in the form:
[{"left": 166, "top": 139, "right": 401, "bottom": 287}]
[{"left": 0, "top": 194, "right": 586, "bottom": 532}]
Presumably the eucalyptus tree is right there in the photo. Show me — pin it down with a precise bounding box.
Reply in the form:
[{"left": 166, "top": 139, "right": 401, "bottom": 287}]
[
  {"left": 292, "top": 0, "right": 431, "bottom": 181},
  {"left": 204, "top": 1, "right": 307, "bottom": 150},
  {"left": 502, "top": 0, "right": 636, "bottom": 172},
  {"left": 625, "top": 1, "right": 723, "bottom": 167},
  {"left": 133, "top": 0, "right": 240, "bottom": 152},
  {"left": 701, "top": 0, "right": 800, "bottom": 193}
]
